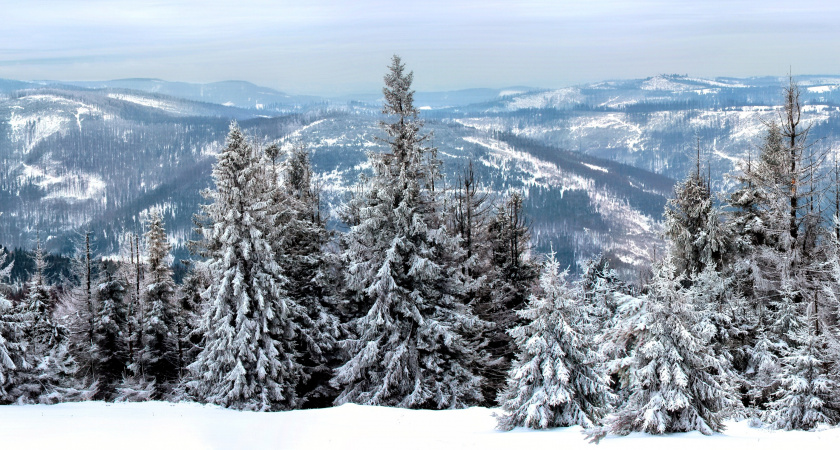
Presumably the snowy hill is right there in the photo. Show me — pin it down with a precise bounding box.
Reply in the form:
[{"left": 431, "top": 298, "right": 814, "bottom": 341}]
[
  {"left": 0, "top": 83, "right": 670, "bottom": 273},
  {"left": 451, "top": 74, "right": 840, "bottom": 183},
  {"left": 0, "top": 86, "right": 308, "bottom": 258},
  {"left": 1, "top": 401, "right": 832, "bottom": 450},
  {"left": 57, "top": 79, "right": 322, "bottom": 112},
  {"left": 5, "top": 74, "right": 840, "bottom": 271}
]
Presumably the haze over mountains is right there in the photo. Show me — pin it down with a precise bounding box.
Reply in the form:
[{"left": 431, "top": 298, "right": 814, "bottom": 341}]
[{"left": 3, "top": 74, "right": 840, "bottom": 273}]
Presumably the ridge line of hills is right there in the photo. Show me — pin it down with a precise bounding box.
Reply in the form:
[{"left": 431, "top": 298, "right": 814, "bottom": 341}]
[{"left": 4, "top": 73, "right": 840, "bottom": 274}]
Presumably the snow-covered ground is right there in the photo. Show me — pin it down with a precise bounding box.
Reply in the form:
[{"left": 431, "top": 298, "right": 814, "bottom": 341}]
[{"left": 2, "top": 401, "right": 838, "bottom": 449}]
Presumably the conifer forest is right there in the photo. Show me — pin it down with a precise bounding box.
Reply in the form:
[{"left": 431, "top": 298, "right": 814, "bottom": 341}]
[{"left": 6, "top": 54, "right": 840, "bottom": 445}]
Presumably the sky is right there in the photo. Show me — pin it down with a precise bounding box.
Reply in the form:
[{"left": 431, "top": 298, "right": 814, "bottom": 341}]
[{"left": 2, "top": 0, "right": 840, "bottom": 95}]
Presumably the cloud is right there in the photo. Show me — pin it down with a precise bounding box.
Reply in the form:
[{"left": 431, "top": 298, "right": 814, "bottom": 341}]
[{"left": 2, "top": 0, "right": 839, "bottom": 94}]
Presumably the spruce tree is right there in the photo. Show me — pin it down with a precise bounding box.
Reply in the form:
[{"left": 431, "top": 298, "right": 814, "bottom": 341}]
[
  {"left": 0, "top": 248, "right": 27, "bottom": 403},
  {"left": 188, "top": 123, "right": 303, "bottom": 411},
  {"left": 62, "top": 231, "right": 98, "bottom": 383},
  {"left": 333, "top": 55, "right": 484, "bottom": 409},
  {"left": 15, "top": 240, "right": 76, "bottom": 403},
  {"left": 497, "top": 250, "right": 612, "bottom": 430},
  {"left": 765, "top": 300, "right": 839, "bottom": 430},
  {"left": 271, "top": 143, "right": 340, "bottom": 408},
  {"left": 478, "top": 191, "right": 538, "bottom": 404},
  {"left": 449, "top": 161, "right": 501, "bottom": 405},
  {"left": 607, "top": 256, "right": 737, "bottom": 435},
  {"left": 579, "top": 254, "right": 626, "bottom": 332},
  {"left": 173, "top": 260, "right": 205, "bottom": 380},
  {"left": 728, "top": 79, "right": 826, "bottom": 414},
  {"left": 91, "top": 261, "right": 129, "bottom": 399},
  {"left": 664, "top": 160, "right": 724, "bottom": 278},
  {"left": 137, "top": 210, "right": 178, "bottom": 393}
]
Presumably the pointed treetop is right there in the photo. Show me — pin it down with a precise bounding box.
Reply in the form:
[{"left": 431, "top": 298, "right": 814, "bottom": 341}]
[{"left": 382, "top": 55, "right": 416, "bottom": 118}]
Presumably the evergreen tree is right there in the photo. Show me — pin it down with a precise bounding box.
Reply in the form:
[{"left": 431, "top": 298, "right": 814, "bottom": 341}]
[
  {"left": 333, "top": 55, "right": 484, "bottom": 409},
  {"left": 122, "top": 232, "right": 144, "bottom": 378},
  {"left": 91, "top": 261, "right": 129, "bottom": 399},
  {"left": 0, "top": 248, "right": 27, "bottom": 403},
  {"left": 599, "top": 287, "right": 646, "bottom": 409},
  {"left": 271, "top": 143, "right": 340, "bottom": 408},
  {"left": 727, "top": 79, "right": 826, "bottom": 414},
  {"left": 497, "top": 250, "right": 612, "bottom": 430},
  {"left": 579, "top": 254, "right": 626, "bottom": 332},
  {"left": 14, "top": 240, "right": 76, "bottom": 403},
  {"left": 449, "top": 161, "right": 500, "bottom": 405},
  {"left": 137, "top": 210, "right": 178, "bottom": 393},
  {"left": 173, "top": 260, "right": 206, "bottom": 380},
  {"left": 188, "top": 123, "right": 303, "bottom": 411},
  {"left": 664, "top": 158, "right": 724, "bottom": 278},
  {"left": 607, "top": 256, "right": 737, "bottom": 436},
  {"left": 477, "top": 191, "right": 538, "bottom": 404},
  {"left": 62, "top": 231, "right": 98, "bottom": 383},
  {"left": 765, "top": 299, "right": 839, "bottom": 430}
]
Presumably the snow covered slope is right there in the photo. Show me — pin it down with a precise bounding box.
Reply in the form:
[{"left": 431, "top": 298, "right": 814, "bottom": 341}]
[
  {"left": 451, "top": 74, "right": 840, "bottom": 182},
  {"left": 0, "top": 87, "right": 305, "bottom": 257},
  {"left": 1, "top": 84, "right": 670, "bottom": 275},
  {"left": 7, "top": 75, "right": 839, "bottom": 272},
  {"left": 1, "top": 401, "right": 833, "bottom": 450}
]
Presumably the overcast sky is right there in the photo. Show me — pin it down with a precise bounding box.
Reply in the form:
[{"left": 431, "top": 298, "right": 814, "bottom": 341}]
[{"left": 2, "top": 1, "right": 839, "bottom": 95}]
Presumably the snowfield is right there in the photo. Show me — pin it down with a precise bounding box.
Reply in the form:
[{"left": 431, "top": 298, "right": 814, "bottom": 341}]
[{"left": 3, "top": 402, "right": 839, "bottom": 449}]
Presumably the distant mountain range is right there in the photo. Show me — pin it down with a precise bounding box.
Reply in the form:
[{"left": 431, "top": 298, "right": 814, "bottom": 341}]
[{"left": 3, "top": 74, "right": 840, "bottom": 274}]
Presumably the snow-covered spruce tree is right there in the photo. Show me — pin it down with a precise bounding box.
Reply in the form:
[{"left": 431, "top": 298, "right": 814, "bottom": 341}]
[
  {"left": 727, "top": 123, "right": 788, "bottom": 408},
  {"left": 599, "top": 286, "right": 645, "bottom": 410},
  {"left": 13, "top": 240, "right": 76, "bottom": 403},
  {"left": 91, "top": 261, "right": 129, "bottom": 400},
  {"left": 727, "top": 79, "right": 827, "bottom": 413},
  {"left": 135, "top": 210, "right": 177, "bottom": 394},
  {"left": 268, "top": 143, "right": 340, "bottom": 408},
  {"left": 673, "top": 181, "right": 743, "bottom": 395},
  {"left": 579, "top": 254, "right": 626, "bottom": 333},
  {"left": 332, "top": 55, "right": 485, "bottom": 409},
  {"left": 764, "top": 289, "right": 839, "bottom": 430},
  {"left": 0, "top": 247, "right": 28, "bottom": 404},
  {"left": 172, "top": 260, "right": 206, "bottom": 380},
  {"left": 123, "top": 232, "right": 145, "bottom": 379},
  {"left": 497, "top": 250, "right": 612, "bottom": 430},
  {"left": 663, "top": 152, "right": 744, "bottom": 366},
  {"left": 60, "top": 231, "right": 98, "bottom": 383},
  {"left": 664, "top": 156, "right": 728, "bottom": 278},
  {"left": 579, "top": 253, "right": 638, "bottom": 405},
  {"left": 607, "top": 255, "right": 738, "bottom": 436},
  {"left": 477, "top": 191, "right": 538, "bottom": 404},
  {"left": 448, "top": 161, "right": 503, "bottom": 405},
  {"left": 187, "top": 123, "right": 303, "bottom": 411}
]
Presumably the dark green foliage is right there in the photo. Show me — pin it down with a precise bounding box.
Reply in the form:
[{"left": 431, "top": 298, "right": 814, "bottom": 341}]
[{"left": 91, "top": 265, "right": 129, "bottom": 399}]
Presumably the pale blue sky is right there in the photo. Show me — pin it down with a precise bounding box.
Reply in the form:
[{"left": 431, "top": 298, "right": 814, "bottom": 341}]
[{"left": 2, "top": 0, "right": 839, "bottom": 94}]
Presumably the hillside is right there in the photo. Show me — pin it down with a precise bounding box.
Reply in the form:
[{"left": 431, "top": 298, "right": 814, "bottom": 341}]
[
  {"left": 5, "top": 74, "right": 839, "bottom": 271},
  {"left": 0, "top": 82, "right": 672, "bottom": 273}
]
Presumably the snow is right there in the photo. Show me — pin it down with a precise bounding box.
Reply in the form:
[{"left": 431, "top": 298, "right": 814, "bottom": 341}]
[
  {"left": 107, "top": 93, "right": 184, "bottom": 115},
  {"left": 7, "top": 112, "right": 67, "bottom": 152},
  {"left": 498, "top": 89, "right": 526, "bottom": 97},
  {"left": 505, "top": 88, "right": 583, "bottom": 110},
  {"left": 2, "top": 401, "right": 838, "bottom": 449},
  {"left": 807, "top": 85, "right": 835, "bottom": 94},
  {"left": 464, "top": 135, "right": 658, "bottom": 264},
  {"left": 685, "top": 77, "right": 749, "bottom": 88},
  {"left": 21, "top": 163, "right": 107, "bottom": 202},
  {"left": 284, "top": 118, "right": 327, "bottom": 140},
  {"left": 582, "top": 162, "right": 608, "bottom": 173},
  {"left": 641, "top": 76, "right": 692, "bottom": 92},
  {"left": 694, "top": 88, "right": 721, "bottom": 95}
]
